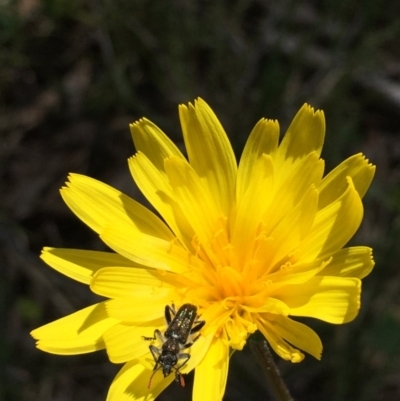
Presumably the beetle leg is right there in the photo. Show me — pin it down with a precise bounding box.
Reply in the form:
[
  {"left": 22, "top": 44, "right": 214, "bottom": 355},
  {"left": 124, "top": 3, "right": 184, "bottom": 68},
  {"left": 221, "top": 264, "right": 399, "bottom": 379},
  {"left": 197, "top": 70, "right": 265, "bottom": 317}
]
[
  {"left": 171, "top": 352, "right": 190, "bottom": 386},
  {"left": 181, "top": 330, "right": 203, "bottom": 349},
  {"left": 165, "top": 304, "right": 176, "bottom": 325},
  {"left": 149, "top": 344, "right": 162, "bottom": 365},
  {"left": 175, "top": 352, "right": 191, "bottom": 371},
  {"left": 181, "top": 338, "right": 195, "bottom": 349},
  {"left": 189, "top": 319, "right": 205, "bottom": 335},
  {"left": 142, "top": 329, "right": 164, "bottom": 342}
]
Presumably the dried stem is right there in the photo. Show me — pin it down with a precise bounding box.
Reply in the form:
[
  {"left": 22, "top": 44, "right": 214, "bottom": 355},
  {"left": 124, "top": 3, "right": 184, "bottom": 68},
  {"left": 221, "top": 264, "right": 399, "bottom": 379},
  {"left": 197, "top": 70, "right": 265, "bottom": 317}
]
[{"left": 249, "top": 340, "right": 293, "bottom": 401}]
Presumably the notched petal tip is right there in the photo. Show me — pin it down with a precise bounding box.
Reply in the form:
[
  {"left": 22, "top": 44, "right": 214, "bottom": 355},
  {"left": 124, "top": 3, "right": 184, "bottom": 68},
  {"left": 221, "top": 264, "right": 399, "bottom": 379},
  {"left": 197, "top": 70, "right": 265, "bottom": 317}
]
[
  {"left": 178, "top": 97, "right": 205, "bottom": 114},
  {"left": 302, "top": 103, "right": 324, "bottom": 117},
  {"left": 40, "top": 247, "right": 93, "bottom": 284},
  {"left": 41, "top": 246, "right": 51, "bottom": 254},
  {"left": 368, "top": 247, "right": 375, "bottom": 263},
  {"left": 277, "top": 103, "right": 326, "bottom": 162},
  {"left": 129, "top": 117, "right": 146, "bottom": 129},
  {"left": 129, "top": 117, "right": 158, "bottom": 134},
  {"left": 64, "top": 172, "right": 81, "bottom": 184},
  {"left": 357, "top": 152, "right": 376, "bottom": 169},
  {"left": 59, "top": 174, "right": 73, "bottom": 191},
  {"left": 30, "top": 329, "right": 40, "bottom": 340},
  {"left": 181, "top": 96, "right": 205, "bottom": 109},
  {"left": 61, "top": 173, "right": 96, "bottom": 194},
  {"left": 178, "top": 103, "right": 188, "bottom": 113}
]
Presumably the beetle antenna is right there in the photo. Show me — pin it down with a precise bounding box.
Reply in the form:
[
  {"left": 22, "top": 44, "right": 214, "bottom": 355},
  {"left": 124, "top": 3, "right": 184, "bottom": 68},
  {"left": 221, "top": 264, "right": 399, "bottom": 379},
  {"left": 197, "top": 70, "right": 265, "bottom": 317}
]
[{"left": 147, "top": 370, "right": 157, "bottom": 389}]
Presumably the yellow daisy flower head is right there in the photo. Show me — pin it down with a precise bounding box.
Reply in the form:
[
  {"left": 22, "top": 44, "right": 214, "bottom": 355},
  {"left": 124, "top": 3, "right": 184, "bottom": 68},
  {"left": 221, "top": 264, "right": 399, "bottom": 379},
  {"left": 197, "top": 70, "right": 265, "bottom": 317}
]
[{"left": 31, "top": 98, "right": 375, "bottom": 400}]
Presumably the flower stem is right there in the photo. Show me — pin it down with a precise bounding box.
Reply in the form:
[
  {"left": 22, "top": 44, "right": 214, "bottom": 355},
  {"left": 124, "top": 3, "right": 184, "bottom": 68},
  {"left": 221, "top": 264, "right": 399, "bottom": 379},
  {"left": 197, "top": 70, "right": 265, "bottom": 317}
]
[{"left": 249, "top": 339, "right": 293, "bottom": 401}]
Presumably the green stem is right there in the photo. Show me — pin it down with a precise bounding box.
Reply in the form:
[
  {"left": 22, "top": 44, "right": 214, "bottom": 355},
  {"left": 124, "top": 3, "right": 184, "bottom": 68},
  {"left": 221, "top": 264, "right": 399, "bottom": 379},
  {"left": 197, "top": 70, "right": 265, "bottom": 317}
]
[{"left": 249, "top": 340, "right": 293, "bottom": 401}]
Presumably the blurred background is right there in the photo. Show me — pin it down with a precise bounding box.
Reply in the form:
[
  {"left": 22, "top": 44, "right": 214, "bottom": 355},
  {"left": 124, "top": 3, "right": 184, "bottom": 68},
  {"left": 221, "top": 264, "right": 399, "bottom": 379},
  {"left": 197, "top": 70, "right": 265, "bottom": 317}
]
[{"left": 1, "top": 0, "right": 400, "bottom": 400}]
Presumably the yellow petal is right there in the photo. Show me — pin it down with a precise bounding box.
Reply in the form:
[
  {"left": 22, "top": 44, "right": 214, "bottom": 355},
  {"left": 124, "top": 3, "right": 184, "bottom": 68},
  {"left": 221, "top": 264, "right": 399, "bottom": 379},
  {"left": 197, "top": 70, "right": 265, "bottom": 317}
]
[
  {"left": 60, "top": 173, "right": 173, "bottom": 240},
  {"left": 267, "top": 258, "right": 329, "bottom": 286},
  {"left": 274, "top": 103, "right": 325, "bottom": 164},
  {"left": 41, "top": 247, "right": 139, "bottom": 284},
  {"left": 130, "top": 118, "right": 185, "bottom": 172},
  {"left": 242, "top": 297, "right": 290, "bottom": 315},
  {"left": 193, "top": 337, "right": 229, "bottom": 401},
  {"left": 100, "top": 221, "right": 189, "bottom": 273},
  {"left": 182, "top": 331, "right": 215, "bottom": 373},
  {"left": 129, "top": 152, "right": 194, "bottom": 251},
  {"left": 318, "top": 153, "right": 376, "bottom": 208},
  {"left": 106, "top": 360, "right": 172, "bottom": 401},
  {"left": 106, "top": 297, "right": 171, "bottom": 323},
  {"left": 266, "top": 185, "right": 319, "bottom": 270},
  {"left": 271, "top": 276, "right": 361, "bottom": 323},
  {"left": 91, "top": 267, "right": 173, "bottom": 298},
  {"left": 103, "top": 322, "right": 160, "bottom": 363},
  {"left": 262, "top": 152, "right": 324, "bottom": 235},
  {"left": 317, "top": 247, "right": 374, "bottom": 279},
  {"left": 236, "top": 118, "right": 279, "bottom": 204},
  {"left": 299, "top": 177, "right": 363, "bottom": 261},
  {"left": 164, "top": 156, "right": 224, "bottom": 264},
  {"left": 259, "top": 314, "right": 322, "bottom": 360},
  {"left": 254, "top": 186, "right": 318, "bottom": 274},
  {"left": 30, "top": 303, "right": 118, "bottom": 354},
  {"left": 179, "top": 98, "right": 237, "bottom": 218},
  {"left": 257, "top": 318, "right": 305, "bottom": 362},
  {"left": 231, "top": 154, "right": 274, "bottom": 266}
]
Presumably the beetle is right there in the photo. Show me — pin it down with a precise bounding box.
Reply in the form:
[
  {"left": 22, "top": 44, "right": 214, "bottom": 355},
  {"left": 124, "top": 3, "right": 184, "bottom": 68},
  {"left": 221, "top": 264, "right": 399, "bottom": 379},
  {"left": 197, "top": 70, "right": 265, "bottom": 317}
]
[{"left": 143, "top": 303, "right": 205, "bottom": 388}]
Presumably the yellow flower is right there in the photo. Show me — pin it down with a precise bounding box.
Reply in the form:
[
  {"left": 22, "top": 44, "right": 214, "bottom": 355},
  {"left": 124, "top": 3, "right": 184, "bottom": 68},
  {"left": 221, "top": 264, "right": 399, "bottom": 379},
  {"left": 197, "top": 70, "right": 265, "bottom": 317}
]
[{"left": 31, "top": 99, "right": 375, "bottom": 401}]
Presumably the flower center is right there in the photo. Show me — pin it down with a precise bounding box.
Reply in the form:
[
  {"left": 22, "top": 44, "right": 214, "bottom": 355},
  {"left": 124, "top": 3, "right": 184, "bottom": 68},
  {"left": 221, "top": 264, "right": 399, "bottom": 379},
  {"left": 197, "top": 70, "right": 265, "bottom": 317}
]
[{"left": 175, "top": 228, "right": 282, "bottom": 349}]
